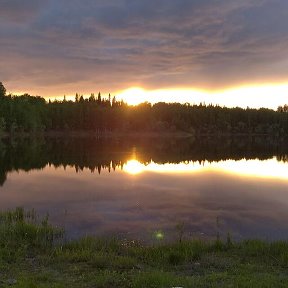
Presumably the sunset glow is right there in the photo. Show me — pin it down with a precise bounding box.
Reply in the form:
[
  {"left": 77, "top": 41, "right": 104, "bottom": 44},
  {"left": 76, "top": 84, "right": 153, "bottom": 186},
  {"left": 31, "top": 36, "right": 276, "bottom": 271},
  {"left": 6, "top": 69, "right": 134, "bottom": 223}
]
[
  {"left": 30, "top": 82, "right": 288, "bottom": 110},
  {"left": 116, "top": 84, "right": 288, "bottom": 110},
  {"left": 48, "top": 82, "right": 288, "bottom": 110}
]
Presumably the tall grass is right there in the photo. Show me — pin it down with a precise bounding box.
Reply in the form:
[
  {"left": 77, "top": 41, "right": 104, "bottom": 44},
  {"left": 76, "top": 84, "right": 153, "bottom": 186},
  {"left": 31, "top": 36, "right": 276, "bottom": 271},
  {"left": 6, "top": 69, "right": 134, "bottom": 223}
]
[
  {"left": 0, "top": 207, "right": 63, "bottom": 263},
  {"left": 1, "top": 208, "right": 288, "bottom": 287}
]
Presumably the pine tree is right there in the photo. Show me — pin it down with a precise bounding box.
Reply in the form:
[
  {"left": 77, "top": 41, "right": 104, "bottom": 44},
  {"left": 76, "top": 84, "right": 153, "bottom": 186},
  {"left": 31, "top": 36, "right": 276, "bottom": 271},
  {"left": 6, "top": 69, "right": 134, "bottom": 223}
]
[
  {"left": 97, "top": 92, "right": 102, "bottom": 105},
  {"left": 89, "top": 93, "right": 96, "bottom": 102},
  {"left": 0, "top": 82, "right": 6, "bottom": 98}
]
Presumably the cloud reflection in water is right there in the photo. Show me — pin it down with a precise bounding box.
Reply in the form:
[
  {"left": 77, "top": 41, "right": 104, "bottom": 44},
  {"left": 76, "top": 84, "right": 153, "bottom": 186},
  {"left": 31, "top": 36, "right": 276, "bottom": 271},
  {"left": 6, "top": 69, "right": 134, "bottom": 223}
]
[{"left": 1, "top": 157, "right": 288, "bottom": 242}]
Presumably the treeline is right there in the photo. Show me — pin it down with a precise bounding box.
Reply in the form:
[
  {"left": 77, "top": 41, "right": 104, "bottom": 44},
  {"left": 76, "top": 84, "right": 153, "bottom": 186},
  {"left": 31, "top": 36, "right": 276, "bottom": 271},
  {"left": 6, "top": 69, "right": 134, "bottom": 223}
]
[
  {"left": 1, "top": 82, "right": 288, "bottom": 136},
  {"left": 1, "top": 136, "right": 288, "bottom": 186}
]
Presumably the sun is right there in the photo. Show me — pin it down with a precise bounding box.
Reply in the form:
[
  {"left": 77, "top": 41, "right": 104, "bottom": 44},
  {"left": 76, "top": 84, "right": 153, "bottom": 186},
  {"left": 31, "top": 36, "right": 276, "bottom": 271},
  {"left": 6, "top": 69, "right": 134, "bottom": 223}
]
[{"left": 117, "top": 87, "right": 147, "bottom": 106}]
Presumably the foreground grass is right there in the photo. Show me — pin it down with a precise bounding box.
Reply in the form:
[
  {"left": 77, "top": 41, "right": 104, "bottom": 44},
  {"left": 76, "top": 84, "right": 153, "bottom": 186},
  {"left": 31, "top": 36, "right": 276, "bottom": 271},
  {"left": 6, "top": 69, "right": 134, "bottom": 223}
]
[{"left": 1, "top": 209, "right": 288, "bottom": 287}]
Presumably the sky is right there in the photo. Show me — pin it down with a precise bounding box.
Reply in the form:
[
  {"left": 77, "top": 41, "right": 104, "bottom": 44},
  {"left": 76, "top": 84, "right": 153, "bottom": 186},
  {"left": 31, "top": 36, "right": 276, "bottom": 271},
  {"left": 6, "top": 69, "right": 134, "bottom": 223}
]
[{"left": 1, "top": 0, "right": 288, "bottom": 108}]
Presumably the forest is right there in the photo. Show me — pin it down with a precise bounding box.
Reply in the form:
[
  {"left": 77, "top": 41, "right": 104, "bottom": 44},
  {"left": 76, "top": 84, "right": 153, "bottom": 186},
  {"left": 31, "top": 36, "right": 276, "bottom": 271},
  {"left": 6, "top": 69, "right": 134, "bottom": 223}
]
[{"left": 1, "top": 82, "right": 288, "bottom": 136}]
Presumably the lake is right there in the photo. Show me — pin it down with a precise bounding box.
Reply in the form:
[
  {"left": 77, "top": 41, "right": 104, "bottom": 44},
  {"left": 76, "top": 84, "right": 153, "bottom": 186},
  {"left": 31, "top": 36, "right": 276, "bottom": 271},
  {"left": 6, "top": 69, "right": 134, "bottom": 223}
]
[{"left": 1, "top": 136, "right": 288, "bottom": 242}]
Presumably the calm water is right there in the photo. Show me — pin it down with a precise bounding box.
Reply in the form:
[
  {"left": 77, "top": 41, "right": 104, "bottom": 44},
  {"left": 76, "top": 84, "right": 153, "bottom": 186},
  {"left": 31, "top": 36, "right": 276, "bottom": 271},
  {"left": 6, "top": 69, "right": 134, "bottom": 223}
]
[{"left": 1, "top": 136, "right": 288, "bottom": 242}]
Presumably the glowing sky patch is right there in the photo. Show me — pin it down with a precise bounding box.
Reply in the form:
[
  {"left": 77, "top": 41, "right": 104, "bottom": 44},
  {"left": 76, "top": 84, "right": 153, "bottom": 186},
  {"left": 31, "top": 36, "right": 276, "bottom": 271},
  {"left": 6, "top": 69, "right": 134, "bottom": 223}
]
[{"left": 116, "top": 84, "right": 288, "bottom": 109}]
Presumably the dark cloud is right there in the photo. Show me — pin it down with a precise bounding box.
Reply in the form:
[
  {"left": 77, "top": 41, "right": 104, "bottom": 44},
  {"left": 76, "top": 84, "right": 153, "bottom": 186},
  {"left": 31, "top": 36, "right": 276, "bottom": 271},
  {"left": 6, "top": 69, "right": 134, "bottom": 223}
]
[
  {"left": 0, "top": 0, "right": 288, "bottom": 96},
  {"left": 0, "top": 0, "right": 44, "bottom": 23}
]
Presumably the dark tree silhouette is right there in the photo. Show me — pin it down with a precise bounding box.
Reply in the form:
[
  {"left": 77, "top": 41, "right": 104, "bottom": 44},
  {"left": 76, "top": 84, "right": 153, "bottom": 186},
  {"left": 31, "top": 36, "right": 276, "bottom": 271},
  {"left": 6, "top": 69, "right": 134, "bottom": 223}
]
[
  {"left": 1, "top": 82, "right": 288, "bottom": 136},
  {"left": 0, "top": 82, "right": 6, "bottom": 98}
]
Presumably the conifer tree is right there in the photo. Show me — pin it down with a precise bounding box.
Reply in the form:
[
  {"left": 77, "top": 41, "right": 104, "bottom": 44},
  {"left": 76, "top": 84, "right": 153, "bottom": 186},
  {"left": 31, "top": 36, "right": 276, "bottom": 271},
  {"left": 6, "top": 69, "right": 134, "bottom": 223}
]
[{"left": 0, "top": 82, "right": 6, "bottom": 98}]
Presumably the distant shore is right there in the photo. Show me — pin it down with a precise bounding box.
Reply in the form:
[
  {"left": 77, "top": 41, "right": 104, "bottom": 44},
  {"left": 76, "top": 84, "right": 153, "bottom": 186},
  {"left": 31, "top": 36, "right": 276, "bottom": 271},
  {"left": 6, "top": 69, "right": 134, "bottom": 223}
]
[
  {"left": 0, "top": 130, "right": 283, "bottom": 139},
  {"left": 0, "top": 130, "right": 194, "bottom": 139}
]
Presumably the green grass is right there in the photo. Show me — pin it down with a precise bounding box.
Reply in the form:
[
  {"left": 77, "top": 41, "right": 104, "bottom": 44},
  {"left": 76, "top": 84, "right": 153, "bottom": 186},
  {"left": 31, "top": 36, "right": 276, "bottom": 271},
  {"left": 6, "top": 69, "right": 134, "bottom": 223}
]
[{"left": 1, "top": 208, "right": 288, "bottom": 287}]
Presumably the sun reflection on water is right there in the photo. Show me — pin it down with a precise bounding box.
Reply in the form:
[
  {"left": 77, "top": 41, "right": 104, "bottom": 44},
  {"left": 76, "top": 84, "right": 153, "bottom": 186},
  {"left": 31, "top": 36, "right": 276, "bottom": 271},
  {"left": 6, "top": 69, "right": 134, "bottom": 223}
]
[
  {"left": 123, "top": 159, "right": 205, "bottom": 175},
  {"left": 123, "top": 160, "right": 146, "bottom": 175},
  {"left": 123, "top": 158, "right": 288, "bottom": 180}
]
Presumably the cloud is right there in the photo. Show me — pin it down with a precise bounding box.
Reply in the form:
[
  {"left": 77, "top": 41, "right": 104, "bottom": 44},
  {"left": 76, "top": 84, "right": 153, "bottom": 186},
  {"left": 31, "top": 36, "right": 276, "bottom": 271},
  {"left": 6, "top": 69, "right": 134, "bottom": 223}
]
[
  {"left": 0, "top": 0, "right": 288, "bottom": 96},
  {"left": 0, "top": 0, "right": 44, "bottom": 23}
]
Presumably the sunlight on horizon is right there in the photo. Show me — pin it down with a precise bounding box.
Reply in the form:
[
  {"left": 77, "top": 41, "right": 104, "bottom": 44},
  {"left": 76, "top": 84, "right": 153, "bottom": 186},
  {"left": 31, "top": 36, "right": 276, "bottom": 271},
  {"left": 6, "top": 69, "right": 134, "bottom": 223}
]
[
  {"left": 116, "top": 84, "right": 288, "bottom": 109},
  {"left": 27, "top": 82, "right": 288, "bottom": 110},
  {"left": 123, "top": 158, "right": 288, "bottom": 180}
]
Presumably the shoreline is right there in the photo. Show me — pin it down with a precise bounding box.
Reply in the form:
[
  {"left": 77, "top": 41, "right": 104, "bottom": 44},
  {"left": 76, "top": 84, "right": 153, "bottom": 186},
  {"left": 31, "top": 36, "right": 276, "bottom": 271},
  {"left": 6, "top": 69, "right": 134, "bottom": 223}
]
[
  {"left": 1, "top": 131, "right": 193, "bottom": 139},
  {"left": 0, "top": 130, "right": 284, "bottom": 139},
  {"left": 1, "top": 208, "right": 288, "bottom": 287}
]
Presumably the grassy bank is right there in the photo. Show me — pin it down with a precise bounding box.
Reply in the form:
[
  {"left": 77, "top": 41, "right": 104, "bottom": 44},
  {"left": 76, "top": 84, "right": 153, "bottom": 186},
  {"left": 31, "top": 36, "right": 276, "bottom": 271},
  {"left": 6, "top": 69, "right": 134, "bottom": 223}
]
[{"left": 1, "top": 208, "right": 288, "bottom": 287}]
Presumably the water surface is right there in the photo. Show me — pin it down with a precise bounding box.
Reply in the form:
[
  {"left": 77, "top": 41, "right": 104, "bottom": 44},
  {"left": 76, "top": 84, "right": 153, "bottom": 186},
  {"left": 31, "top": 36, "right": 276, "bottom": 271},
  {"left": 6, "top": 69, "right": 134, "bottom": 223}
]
[{"left": 1, "top": 137, "right": 288, "bottom": 242}]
